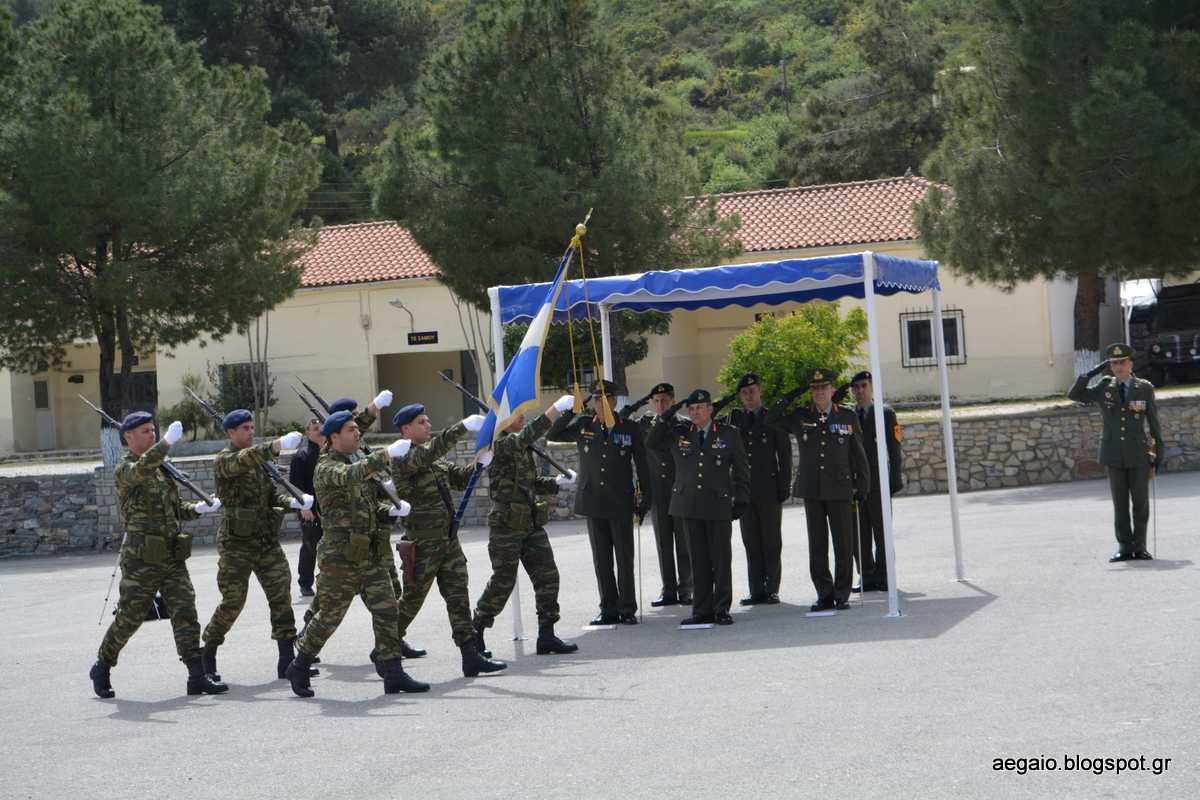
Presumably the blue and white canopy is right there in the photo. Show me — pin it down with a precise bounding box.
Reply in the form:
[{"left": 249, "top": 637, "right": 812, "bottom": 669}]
[{"left": 493, "top": 252, "right": 940, "bottom": 325}]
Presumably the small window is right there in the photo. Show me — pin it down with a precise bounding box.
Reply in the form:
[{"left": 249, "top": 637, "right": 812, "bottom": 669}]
[{"left": 900, "top": 309, "right": 966, "bottom": 367}]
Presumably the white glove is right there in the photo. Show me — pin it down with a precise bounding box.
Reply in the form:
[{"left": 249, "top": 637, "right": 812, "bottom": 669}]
[
  {"left": 372, "top": 390, "right": 393, "bottom": 409},
  {"left": 462, "top": 414, "right": 486, "bottom": 432},
  {"left": 279, "top": 431, "right": 303, "bottom": 450},
  {"left": 553, "top": 394, "right": 575, "bottom": 412},
  {"left": 389, "top": 500, "right": 412, "bottom": 517},
  {"left": 290, "top": 493, "right": 314, "bottom": 511},
  {"left": 386, "top": 439, "right": 411, "bottom": 458},
  {"left": 163, "top": 421, "right": 184, "bottom": 445},
  {"left": 195, "top": 497, "right": 222, "bottom": 514},
  {"left": 476, "top": 450, "right": 494, "bottom": 467},
  {"left": 555, "top": 469, "right": 577, "bottom": 486}
]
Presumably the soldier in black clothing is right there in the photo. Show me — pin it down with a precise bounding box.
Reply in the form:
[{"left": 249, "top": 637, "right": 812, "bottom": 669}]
[
  {"left": 289, "top": 418, "right": 325, "bottom": 597},
  {"left": 845, "top": 371, "right": 903, "bottom": 592}
]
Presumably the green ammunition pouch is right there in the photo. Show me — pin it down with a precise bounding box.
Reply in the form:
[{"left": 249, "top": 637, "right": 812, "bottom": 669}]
[
  {"left": 535, "top": 501, "right": 549, "bottom": 528},
  {"left": 226, "top": 506, "right": 258, "bottom": 538},
  {"left": 174, "top": 533, "right": 193, "bottom": 561},
  {"left": 340, "top": 531, "right": 372, "bottom": 564},
  {"left": 499, "top": 502, "right": 532, "bottom": 529},
  {"left": 140, "top": 534, "right": 167, "bottom": 566}
]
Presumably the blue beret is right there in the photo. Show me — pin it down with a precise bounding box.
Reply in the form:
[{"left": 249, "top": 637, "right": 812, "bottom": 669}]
[
  {"left": 327, "top": 398, "right": 358, "bottom": 414},
  {"left": 120, "top": 411, "right": 154, "bottom": 432},
  {"left": 851, "top": 370, "right": 872, "bottom": 384},
  {"left": 393, "top": 404, "right": 425, "bottom": 428},
  {"left": 222, "top": 409, "right": 253, "bottom": 430},
  {"left": 319, "top": 410, "right": 354, "bottom": 437},
  {"left": 736, "top": 374, "right": 760, "bottom": 391}
]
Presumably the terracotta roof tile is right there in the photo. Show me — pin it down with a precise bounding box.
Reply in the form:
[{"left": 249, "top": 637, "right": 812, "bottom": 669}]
[
  {"left": 713, "top": 175, "right": 939, "bottom": 253},
  {"left": 300, "top": 221, "right": 439, "bottom": 288}
]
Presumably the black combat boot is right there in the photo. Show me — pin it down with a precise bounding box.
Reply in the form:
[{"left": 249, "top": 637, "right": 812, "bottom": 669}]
[
  {"left": 278, "top": 638, "right": 320, "bottom": 679},
  {"left": 369, "top": 647, "right": 385, "bottom": 678},
  {"left": 381, "top": 658, "right": 430, "bottom": 694},
  {"left": 89, "top": 660, "right": 115, "bottom": 698},
  {"left": 186, "top": 659, "right": 229, "bottom": 696},
  {"left": 536, "top": 624, "right": 579, "bottom": 655},
  {"left": 202, "top": 643, "right": 221, "bottom": 682},
  {"left": 294, "top": 630, "right": 319, "bottom": 663},
  {"left": 286, "top": 651, "right": 316, "bottom": 698},
  {"left": 401, "top": 639, "right": 426, "bottom": 659},
  {"left": 472, "top": 620, "right": 492, "bottom": 658},
  {"left": 460, "top": 641, "right": 507, "bottom": 678}
]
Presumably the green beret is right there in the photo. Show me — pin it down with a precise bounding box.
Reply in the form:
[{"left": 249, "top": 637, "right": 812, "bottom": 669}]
[{"left": 685, "top": 389, "right": 712, "bottom": 405}]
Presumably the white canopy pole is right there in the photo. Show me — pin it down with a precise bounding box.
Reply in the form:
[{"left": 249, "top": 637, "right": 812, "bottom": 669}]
[
  {"left": 862, "top": 253, "right": 901, "bottom": 618},
  {"left": 932, "top": 287, "right": 967, "bottom": 581},
  {"left": 600, "top": 302, "right": 614, "bottom": 381}
]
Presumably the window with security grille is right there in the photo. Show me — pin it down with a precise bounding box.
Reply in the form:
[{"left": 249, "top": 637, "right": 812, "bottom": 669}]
[{"left": 900, "top": 309, "right": 966, "bottom": 368}]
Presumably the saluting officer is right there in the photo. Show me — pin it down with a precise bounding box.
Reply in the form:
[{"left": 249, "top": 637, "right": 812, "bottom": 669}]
[
  {"left": 1068, "top": 343, "right": 1165, "bottom": 562},
  {"left": 547, "top": 379, "right": 652, "bottom": 626},
  {"left": 765, "top": 369, "right": 869, "bottom": 611},
  {"left": 201, "top": 410, "right": 312, "bottom": 683},
  {"left": 89, "top": 414, "right": 226, "bottom": 698},
  {"left": 720, "top": 374, "right": 792, "bottom": 606},
  {"left": 646, "top": 389, "right": 751, "bottom": 625},
  {"left": 622, "top": 382, "right": 693, "bottom": 608}
]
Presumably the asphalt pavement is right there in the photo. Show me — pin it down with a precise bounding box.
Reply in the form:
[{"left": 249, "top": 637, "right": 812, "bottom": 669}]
[{"left": 1, "top": 473, "right": 1196, "bottom": 800}]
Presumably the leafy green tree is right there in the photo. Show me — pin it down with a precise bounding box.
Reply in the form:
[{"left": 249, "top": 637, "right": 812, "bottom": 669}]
[
  {"left": 915, "top": 0, "right": 1200, "bottom": 368},
  {"left": 154, "top": 372, "right": 214, "bottom": 442},
  {"left": 0, "top": 0, "right": 319, "bottom": 452},
  {"left": 716, "top": 303, "right": 869, "bottom": 406},
  {"left": 206, "top": 361, "right": 277, "bottom": 420},
  {"left": 372, "top": 0, "right": 741, "bottom": 391}
]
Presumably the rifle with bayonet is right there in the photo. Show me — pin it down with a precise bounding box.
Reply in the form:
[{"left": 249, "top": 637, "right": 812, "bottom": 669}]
[
  {"left": 285, "top": 374, "right": 408, "bottom": 510},
  {"left": 79, "top": 395, "right": 216, "bottom": 506},
  {"left": 438, "top": 371, "right": 570, "bottom": 475},
  {"left": 183, "top": 387, "right": 307, "bottom": 504}
]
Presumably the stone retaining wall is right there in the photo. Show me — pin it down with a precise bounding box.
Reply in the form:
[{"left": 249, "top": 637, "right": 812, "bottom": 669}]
[{"left": 2, "top": 398, "right": 1194, "bottom": 557}]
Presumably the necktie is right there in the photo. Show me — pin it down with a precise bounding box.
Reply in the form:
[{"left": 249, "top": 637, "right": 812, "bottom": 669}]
[
  {"left": 859, "top": 407, "right": 867, "bottom": 426},
  {"left": 1119, "top": 382, "right": 1127, "bottom": 405},
  {"left": 698, "top": 429, "right": 705, "bottom": 445}
]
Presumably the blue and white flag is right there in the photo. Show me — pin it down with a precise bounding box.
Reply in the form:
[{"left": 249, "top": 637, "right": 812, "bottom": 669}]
[{"left": 475, "top": 248, "right": 574, "bottom": 454}]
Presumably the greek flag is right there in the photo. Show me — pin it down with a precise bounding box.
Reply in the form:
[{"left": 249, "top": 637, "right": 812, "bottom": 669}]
[{"left": 475, "top": 249, "right": 573, "bottom": 454}]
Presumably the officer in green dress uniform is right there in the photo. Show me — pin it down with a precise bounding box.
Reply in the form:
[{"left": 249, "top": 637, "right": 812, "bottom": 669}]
[
  {"left": 765, "top": 369, "right": 869, "bottom": 611},
  {"left": 621, "top": 382, "right": 693, "bottom": 607},
  {"left": 200, "top": 409, "right": 313, "bottom": 683},
  {"left": 472, "top": 395, "right": 579, "bottom": 656},
  {"left": 547, "top": 379, "right": 652, "bottom": 625},
  {"left": 844, "top": 371, "right": 903, "bottom": 592},
  {"left": 388, "top": 404, "right": 507, "bottom": 678},
  {"left": 1067, "top": 343, "right": 1165, "bottom": 561},
  {"left": 645, "top": 389, "right": 751, "bottom": 625},
  {"left": 288, "top": 410, "right": 427, "bottom": 697},
  {"left": 720, "top": 374, "right": 792, "bottom": 606},
  {"left": 89, "top": 413, "right": 227, "bottom": 698}
]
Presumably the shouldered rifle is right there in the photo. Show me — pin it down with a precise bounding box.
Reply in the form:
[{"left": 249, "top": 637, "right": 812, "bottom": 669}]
[
  {"left": 184, "top": 388, "right": 306, "bottom": 503},
  {"left": 288, "top": 375, "right": 407, "bottom": 510},
  {"left": 79, "top": 394, "right": 216, "bottom": 506},
  {"left": 438, "top": 371, "right": 570, "bottom": 475}
]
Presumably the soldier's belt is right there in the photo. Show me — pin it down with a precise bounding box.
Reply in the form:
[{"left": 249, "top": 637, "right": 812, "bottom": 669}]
[
  {"left": 403, "top": 523, "right": 451, "bottom": 541},
  {"left": 125, "top": 532, "right": 190, "bottom": 564},
  {"left": 222, "top": 505, "right": 284, "bottom": 540},
  {"left": 491, "top": 501, "right": 548, "bottom": 528}
]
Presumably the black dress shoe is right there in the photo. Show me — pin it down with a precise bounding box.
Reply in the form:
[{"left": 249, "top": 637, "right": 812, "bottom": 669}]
[
  {"left": 650, "top": 593, "right": 678, "bottom": 607},
  {"left": 850, "top": 585, "right": 862, "bottom": 593},
  {"left": 870, "top": 581, "right": 889, "bottom": 592},
  {"left": 809, "top": 598, "right": 835, "bottom": 612},
  {"left": 680, "top": 613, "right": 716, "bottom": 625},
  {"left": 678, "top": 594, "right": 693, "bottom": 605},
  {"left": 834, "top": 599, "right": 851, "bottom": 610},
  {"left": 619, "top": 613, "right": 638, "bottom": 625},
  {"left": 715, "top": 611, "right": 734, "bottom": 625},
  {"left": 1133, "top": 550, "right": 1154, "bottom": 560},
  {"left": 588, "top": 614, "right": 619, "bottom": 626},
  {"left": 1109, "top": 551, "right": 1133, "bottom": 562},
  {"left": 299, "top": 586, "right": 315, "bottom": 597},
  {"left": 739, "top": 594, "right": 767, "bottom": 606},
  {"left": 766, "top": 593, "right": 780, "bottom": 604},
  {"left": 401, "top": 639, "right": 427, "bottom": 659}
]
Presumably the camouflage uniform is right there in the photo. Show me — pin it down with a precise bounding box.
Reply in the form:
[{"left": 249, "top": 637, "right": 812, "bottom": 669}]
[
  {"left": 474, "top": 413, "right": 563, "bottom": 631},
  {"left": 390, "top": 421, "right": 476, "bottom": 647},
  {"left": 297, "top": 447, "right": 402, "bottom": 660},
  {"left": 97, "top": 440, "right": 203, "bottom": 666},
  {"left": 202, "top": 441, "right": 296, "bottom": 646}
]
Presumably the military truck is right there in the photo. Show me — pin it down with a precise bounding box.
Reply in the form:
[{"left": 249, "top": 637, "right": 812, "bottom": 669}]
[{"left": 1145, "top": 282, "right": 1200, "bottom": 387}]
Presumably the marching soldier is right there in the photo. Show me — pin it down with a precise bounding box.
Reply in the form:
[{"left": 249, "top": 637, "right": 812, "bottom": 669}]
[
  {"left": 389, "top": 404, "right": 508, "bottom": 678},
  {"left": 472, "top": 396, "right": 580, "bottom": 656},
  {"left": 288, "top": 410, "right": 425, "bottom": 697},
  {"left": 547, "top": 379, "right": 652, "bottom": 626},
  {"left": 720, "top": 374, "right": 792, "bottom": 606},
  {"left": 645, "top": 390, "right": 750, "bottom": 625},
  {"left": 89, "top": 414, "right": 227, "bottom": 698},
  {"left": 200, "top": 410, "right": 312, "bottom": 683},
  {"left": 622, "top": 383, "right": 693, "bottom": 608},
  {"left": 765, "top": 369, "right": 869, "bottom": 611},
  {"left": 843, "top": 371, "right": 903, "bottom": 592},
  {"left": 288, "top": 418, "right": 325, "bottom": 597},
  {"left": 1068, "top": 343, "right": 1165, "bottom": 561}
]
